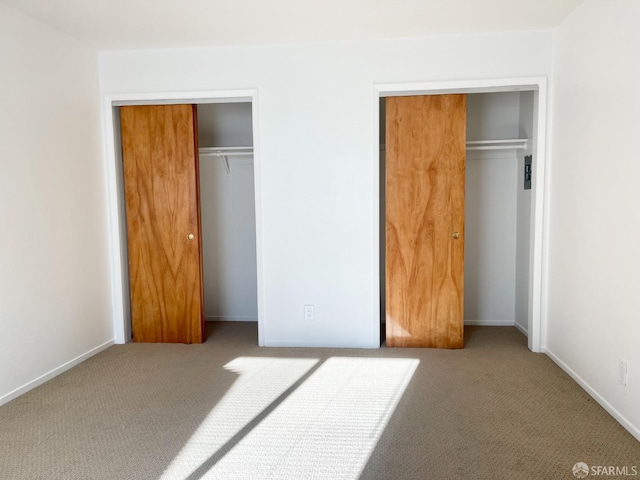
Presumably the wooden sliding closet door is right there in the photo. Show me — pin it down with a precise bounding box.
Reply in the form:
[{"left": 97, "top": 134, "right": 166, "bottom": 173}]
[
  {"left": 121, "top": 104, "right": 204, "bottom": 343},
  {"left": 385, "top": 95, "right": 466, "bottom": 348}
]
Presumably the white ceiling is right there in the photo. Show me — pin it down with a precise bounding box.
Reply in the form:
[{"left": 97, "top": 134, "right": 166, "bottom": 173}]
[{"left": 4, "top": 0, "right": 583, "bottom": 50}]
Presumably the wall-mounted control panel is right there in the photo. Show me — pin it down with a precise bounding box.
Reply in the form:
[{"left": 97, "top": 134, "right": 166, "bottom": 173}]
[{"left": 524, "top": 155, "right": 532, "bottom": 190}]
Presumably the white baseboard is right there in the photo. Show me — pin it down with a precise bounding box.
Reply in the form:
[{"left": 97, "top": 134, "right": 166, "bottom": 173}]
[
  {"left": 543, "top": 347, "right": 640, "bottom": 442},
  {"left": 0, "top": 339, "right": 115, "bottom": 407},
  {"left": 464, "top": 320, "right": 515, "bottom": 326},
  {"left": 514, "top": 322, "right": 529, "bottom": 337},
  {"left": 206, "top": 316, "right": 257, "bottom": 322},
  {"left": 265, "top": 340, "right": 378, "bottom": 349}
]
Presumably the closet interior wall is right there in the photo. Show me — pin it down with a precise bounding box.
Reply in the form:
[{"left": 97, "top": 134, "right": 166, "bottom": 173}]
[
  {"left": 112, "top": 107, "right": 132, "bottom": 341},
  {"left": 515, "top": 91, "right": 534, "bottom": 335},
  {"left": 197, "top": 103, "right": 258, "bottom": 323},
  {"left": 379, "top": 92, "right": 534, "bottom": 333}
]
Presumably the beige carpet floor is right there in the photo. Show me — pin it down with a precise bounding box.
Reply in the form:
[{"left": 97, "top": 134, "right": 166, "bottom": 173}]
[{"left": 0, "top": 323, "right": 638, "bottom": 480}]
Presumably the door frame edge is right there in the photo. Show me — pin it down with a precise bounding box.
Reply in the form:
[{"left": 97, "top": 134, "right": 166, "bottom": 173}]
[
  {"left": 101, "top": 89, "right": 266, "bottom": 346},
  {"left": 372, "top": 76, "right": 548, "bottom": 353}
]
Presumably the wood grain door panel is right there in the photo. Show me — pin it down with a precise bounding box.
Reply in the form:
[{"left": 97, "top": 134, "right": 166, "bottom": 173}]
[
  {"left": 385, "top": 95, "right": 466, "bottom": 348},
  {"left": 121, "top": 104, "right": 204, "bottom": 343}
]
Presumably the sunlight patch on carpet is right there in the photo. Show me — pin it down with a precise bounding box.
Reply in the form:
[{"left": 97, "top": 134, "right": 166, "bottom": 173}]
[
  {"left": 161, "top": 356, "right": 419, "bottom": 480},
  {"left": 160, "top": 357, "right": 319, "bottom": 480}
]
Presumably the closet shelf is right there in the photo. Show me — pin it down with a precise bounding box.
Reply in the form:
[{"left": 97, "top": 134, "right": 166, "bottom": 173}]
[
  {"left": 199, "top": 146, "right": 254, "bottom": 157},
  {"left": 199, "top": 147, "right": 254, "bottom": 174}
]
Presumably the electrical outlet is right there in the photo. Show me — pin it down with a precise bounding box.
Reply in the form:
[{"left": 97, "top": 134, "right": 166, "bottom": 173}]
[
  {"left": 618, "top": 359, "right": 628, "bottom": 386},
  {"left": 304, "top": 305, "right": 315, "bottom": 321}
]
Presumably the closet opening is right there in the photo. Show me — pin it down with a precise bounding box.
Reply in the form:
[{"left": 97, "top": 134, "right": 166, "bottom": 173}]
[
  {"left": 197, "top": 103, "right": 258, "bottom": 327},
  {"left": 104, "top": 91, "right": 264, "bottom": 345},
  {"left": 376, "top": 81, "right": 545, "bottom": 352}
]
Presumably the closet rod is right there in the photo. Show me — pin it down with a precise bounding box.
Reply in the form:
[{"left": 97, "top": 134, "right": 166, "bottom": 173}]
[
  {"left": 466, "top": 139, "right": 529, "bottom": 151},
  {"left": 199, "top": 146, "right": 254, "bottom": 157},
  {"left": 379, "top": 138, "right": 529, "bottom": 152}
]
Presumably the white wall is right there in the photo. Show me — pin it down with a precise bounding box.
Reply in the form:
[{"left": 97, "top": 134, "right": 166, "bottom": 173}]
[
  {"left": 100, "top": 30, "right": 554, "bottom": 347},
  {"left": 547, "top": 0, "right": 640, "bottom": 439},
  {"left": 466, "top": 92, "right": 521, "bottom": 141},
  {"left": 199, "top": 156, "right": 258, "bottom": 321},
  {"left": 198, "top": 103, "right": 254, "bottom": 147},
  {"left": 515, "top": 91, "right": 534, "bottom": 334},
  {"left": 464, "top": 157, "right": 518, "bottom": 323},
  {"left": 198, "top": 103, "right": 257, "bottom": 322},
  {"left": 0, "top": 4, "right": 112, "bottom": 404}
]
